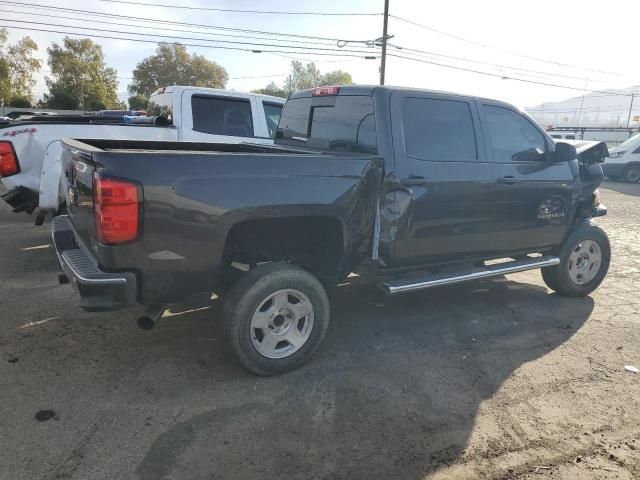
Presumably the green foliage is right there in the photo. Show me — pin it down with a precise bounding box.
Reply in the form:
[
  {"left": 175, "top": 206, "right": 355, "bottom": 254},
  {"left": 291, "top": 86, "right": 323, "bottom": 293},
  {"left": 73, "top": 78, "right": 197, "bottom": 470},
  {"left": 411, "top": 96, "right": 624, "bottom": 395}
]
[
  {"left": 43, "top": 37, "right": 120, "bottom": 110},
  {"left": 255, "top": 61, "right": 354, "bottom": 97},
  {"left": 128, "top": 94, "right": 149, "bottom": 110},
  {"left": 41, "top": 86, "right": 79, "bottom": 109},
  {"left": 0, "top": 28, "right": 42, "bottom": 106},
  {"left": 319, "top": 70, "right": 353, "bottom": 86},
  {"left": 7, "top": 96, "right": 31, "bottom": 108},
  {"left": 129, "top": 43, "right": 228, "bottom": 97},
  {"left": 251, "top": 82, "right": 288, "bottom": 99}
]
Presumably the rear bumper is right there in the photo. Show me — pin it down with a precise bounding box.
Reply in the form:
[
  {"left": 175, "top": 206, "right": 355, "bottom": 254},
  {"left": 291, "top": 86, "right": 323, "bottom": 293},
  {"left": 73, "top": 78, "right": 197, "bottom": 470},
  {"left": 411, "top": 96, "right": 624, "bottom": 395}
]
[
  {"left": 51, "top": 215, "right": 137, "bottom": 312},
  {"left": 1, "top": 186, "right": 38, "bottom": 213}
]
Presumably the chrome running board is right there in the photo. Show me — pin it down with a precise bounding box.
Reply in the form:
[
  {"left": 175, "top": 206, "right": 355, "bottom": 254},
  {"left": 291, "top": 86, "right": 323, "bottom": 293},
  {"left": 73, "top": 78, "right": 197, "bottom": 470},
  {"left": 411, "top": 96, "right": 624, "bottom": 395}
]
[{"left": 382, "top": 256, "right": 560, "bottom": 295}]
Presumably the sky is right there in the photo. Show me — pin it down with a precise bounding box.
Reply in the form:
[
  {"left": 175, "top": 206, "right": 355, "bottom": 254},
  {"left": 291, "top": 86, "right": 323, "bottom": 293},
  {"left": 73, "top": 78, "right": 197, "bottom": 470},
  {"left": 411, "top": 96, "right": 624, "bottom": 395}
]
[{"left": 2, "top": 0, "right": 639, "bottom": 109}]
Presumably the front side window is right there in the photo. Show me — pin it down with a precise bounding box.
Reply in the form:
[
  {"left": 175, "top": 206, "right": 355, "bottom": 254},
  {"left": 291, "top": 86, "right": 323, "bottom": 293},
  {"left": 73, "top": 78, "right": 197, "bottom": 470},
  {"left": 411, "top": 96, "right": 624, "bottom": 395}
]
[
  {"left": 262, "top": 102, "right": 283, "bottom": 139},
  {"left": 484, "top": 105, "right": 546, "bottom": 162},
  {"left": 403, "top": 98, "right": 477, "bottom": 162},
  {"left": 191, "top": 95, "right": 254, "bottom": 137},
  {"left": 618, "top": 132, "right": 640, "bottom": 151}
]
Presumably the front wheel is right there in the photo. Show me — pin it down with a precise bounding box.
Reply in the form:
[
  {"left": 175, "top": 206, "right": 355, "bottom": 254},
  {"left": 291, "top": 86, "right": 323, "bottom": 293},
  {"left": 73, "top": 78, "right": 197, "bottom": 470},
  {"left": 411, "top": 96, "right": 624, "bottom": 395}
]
[
  {"left": 623, "top": 165, "right": 640, "bottom": 183},
  {"left": 542, "top": 224, "right": 610, "bottom": 297},
  {"left": 222, "top": 262, "right": 330, "bottom": 375}
]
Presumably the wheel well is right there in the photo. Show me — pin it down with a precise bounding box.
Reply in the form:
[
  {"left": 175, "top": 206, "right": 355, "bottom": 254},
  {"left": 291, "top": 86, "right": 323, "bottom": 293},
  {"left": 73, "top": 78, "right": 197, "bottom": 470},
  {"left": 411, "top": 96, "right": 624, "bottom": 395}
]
[{"left": 220, "top": 216, "right": 345, "bottom": 285}]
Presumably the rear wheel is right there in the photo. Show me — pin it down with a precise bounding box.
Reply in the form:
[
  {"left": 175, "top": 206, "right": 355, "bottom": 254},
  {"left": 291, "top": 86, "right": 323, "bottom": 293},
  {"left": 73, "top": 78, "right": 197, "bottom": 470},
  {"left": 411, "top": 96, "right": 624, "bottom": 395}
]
[
  {"left": 623, "top": 165, "right": 640, "bottom": 183},
  {"left": 542, "top": 224, "right": 610, "bottom": 297},
  {"left": 222, "top": 262, "right": 330, "bottom": 375}
]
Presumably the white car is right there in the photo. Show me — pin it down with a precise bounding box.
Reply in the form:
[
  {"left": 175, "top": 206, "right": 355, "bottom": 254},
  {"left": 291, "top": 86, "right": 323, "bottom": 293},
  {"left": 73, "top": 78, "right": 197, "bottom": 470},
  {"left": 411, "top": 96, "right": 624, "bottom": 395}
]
[
  {"left": 0, "top": 86, "right": 285, "bottom": 222},
  {"left": 602, "top": 132, "right": 640, "bottom": 182}
]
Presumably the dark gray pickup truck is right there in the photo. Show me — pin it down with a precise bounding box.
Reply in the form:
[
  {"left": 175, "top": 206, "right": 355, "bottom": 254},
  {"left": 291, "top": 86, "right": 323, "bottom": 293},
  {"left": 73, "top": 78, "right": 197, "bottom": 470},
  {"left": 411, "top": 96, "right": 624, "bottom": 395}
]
[{"left": 53, "top": 85, "right": 610, "bottom": 375}]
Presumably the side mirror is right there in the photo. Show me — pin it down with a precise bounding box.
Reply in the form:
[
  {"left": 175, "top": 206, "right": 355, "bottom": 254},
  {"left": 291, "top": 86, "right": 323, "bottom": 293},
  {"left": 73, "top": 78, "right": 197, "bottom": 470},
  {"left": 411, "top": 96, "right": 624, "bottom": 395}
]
[
  {"left": 553, "top": 142, "right": 577, "bottom": 163},
  {"left": 512, "top": 147, "right": 545, "bottom": 162}
]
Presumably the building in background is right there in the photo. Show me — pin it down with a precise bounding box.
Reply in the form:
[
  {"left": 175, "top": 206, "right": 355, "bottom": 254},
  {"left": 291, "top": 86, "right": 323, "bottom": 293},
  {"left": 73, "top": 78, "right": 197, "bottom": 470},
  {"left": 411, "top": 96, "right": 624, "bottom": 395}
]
[{"left": 526, "top": 86, "right": 640, "bottom": 146}]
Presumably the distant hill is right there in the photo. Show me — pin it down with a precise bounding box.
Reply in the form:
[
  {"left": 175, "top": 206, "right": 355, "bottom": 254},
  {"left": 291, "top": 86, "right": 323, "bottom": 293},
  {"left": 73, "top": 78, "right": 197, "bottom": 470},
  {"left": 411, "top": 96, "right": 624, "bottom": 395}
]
[{"left": 526, "top": 86, "right": 640, "bottom": 128}]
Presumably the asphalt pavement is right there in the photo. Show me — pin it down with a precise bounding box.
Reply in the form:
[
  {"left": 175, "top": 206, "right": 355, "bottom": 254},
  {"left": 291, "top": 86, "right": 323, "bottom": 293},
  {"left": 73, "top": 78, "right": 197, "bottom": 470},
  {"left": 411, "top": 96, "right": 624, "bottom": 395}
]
[{"left": 1, "top": 181, "right": 639, "bottom": 480}]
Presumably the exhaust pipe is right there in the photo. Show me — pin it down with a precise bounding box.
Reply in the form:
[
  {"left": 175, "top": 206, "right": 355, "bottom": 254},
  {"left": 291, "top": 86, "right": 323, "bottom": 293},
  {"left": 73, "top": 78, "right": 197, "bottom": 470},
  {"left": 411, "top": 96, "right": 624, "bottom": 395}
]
[{"left": 137, "top": 306, "right": 165, "bottom": 330}]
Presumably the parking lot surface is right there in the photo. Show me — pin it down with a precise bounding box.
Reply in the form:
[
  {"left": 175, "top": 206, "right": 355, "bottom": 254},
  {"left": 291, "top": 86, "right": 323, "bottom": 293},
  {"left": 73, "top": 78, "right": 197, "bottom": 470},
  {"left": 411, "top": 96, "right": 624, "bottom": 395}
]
[{"left": 1, "top": 182, "right": 639, "bottom": 480}]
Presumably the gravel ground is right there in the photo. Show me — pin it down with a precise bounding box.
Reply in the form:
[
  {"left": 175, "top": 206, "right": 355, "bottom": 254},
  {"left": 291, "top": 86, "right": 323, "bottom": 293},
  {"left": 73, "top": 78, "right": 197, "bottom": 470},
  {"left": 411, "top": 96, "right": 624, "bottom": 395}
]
[{"left": 0, "top": 181, "right": 639, "bottom": 480}]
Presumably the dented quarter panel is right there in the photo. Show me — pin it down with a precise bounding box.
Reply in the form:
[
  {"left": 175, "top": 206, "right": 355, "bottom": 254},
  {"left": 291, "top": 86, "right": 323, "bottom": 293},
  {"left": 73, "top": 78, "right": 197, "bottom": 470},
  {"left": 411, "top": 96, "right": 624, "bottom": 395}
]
[{"left": 63, "top": 142, "right": 383, "bottom": 305}]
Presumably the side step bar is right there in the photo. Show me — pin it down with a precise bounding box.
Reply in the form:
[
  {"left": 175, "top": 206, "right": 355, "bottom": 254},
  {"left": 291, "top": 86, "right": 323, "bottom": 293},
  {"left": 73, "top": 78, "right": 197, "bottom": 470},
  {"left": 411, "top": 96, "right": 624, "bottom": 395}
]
[{"left": 382, "top": 256, "right": 560, "bottom": 295}]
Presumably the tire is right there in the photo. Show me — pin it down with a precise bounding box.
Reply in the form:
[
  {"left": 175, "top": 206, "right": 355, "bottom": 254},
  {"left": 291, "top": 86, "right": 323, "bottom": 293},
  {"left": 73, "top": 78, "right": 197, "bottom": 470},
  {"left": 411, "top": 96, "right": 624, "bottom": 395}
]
[
  {"left": 222, "top": 262, "right": 330, "bottom": 376},
  {"left": 623, "top": 164, "right": 640, "bottom": 183},
  {"left": 541, "top": 223, "right": 610, "bottom": 297}
]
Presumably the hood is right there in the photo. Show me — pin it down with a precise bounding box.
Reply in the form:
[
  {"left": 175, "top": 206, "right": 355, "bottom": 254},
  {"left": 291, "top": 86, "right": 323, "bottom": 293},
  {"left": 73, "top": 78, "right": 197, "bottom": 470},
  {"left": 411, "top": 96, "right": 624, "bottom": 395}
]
[{"left": 555, "top": 139, "right": 609, "bottom": 166}]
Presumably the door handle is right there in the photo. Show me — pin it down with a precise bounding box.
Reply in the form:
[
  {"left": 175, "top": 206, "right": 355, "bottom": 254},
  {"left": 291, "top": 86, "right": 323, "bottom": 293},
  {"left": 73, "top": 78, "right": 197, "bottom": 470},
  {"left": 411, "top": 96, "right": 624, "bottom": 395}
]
[
  {"left": 401, "top": 175, "right": 431, "bottom": 186},
  {"left": 497, "top": 176, "right": 519, "bottom": 185}
]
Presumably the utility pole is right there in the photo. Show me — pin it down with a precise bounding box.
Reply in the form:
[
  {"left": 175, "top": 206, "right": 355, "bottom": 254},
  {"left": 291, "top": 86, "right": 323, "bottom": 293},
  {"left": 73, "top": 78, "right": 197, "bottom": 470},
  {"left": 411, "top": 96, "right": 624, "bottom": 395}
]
[
  {"left": 379, "top": 0, "right": 390, "bottom": 85},
  {"left": 626, "top": 92, "right": 636, "bottom": 128}
]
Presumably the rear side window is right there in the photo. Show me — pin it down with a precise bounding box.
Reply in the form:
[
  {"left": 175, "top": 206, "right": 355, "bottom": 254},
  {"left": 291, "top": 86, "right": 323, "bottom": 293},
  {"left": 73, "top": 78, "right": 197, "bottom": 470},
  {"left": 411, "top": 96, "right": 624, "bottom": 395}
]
[
  {"left": 147, "top": 92, "right": 174, "bottom": 124},
  {"left": 403, "top": 98, "right": 477, "bottom": 162},
  {"left": 483, "top": 105, "right": 546, "bottom": 162},
  {"left": 262, "top": 102, "right": 283, "bottom": 139},
  {"left": 191, "top": 95, "right": 254, "bottom": 137},
  {"left": 276, "top": 96, "right": 377, "bottom": 153}
]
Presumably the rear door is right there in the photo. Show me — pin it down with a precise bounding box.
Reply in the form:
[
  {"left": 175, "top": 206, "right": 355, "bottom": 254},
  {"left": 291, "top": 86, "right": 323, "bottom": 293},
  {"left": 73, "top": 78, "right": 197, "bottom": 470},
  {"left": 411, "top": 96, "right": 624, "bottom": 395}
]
[
  {"left": 389, "top": 91, "right": 496, "bottom": 266},
  {"left": 478, "top": 101, "right": 575, "bottom": 252}
]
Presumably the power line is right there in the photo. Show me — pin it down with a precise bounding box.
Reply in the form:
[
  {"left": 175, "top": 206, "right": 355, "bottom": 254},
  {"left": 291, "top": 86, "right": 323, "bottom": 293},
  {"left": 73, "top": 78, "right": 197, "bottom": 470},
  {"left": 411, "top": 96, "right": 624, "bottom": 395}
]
[
  {"left": 527, "top": 105, "right": 635, "bottom": 113},
  {"left": 0, "top": 1, "right": 366, "bottom": 43},
  {"left": 386, "top": 52, "right": 634, "bottom": 96},
  {"left": 1, "top": 7, "right": 341, "bottom": 47},
  {"left": 1, "top": 7, "right": 614, "bottom": 84},
  {"left": 0, "top": 23, "right": 378, "bottom": 58},
  {"left": 0, "top": 18, "right": 378, "bottom": 55},
  {"left": 388, "top": 43, "right": 605, "bottom": 83},
  {"left": 388, "top": 14, "right": 621, "bottom": 77},
  {"left": 229, "top": 74, "right": 288, "bottom": 80},
  {"left": 96, "top": 0, "right": 381, "bottom": 16},
  {"left": 270, "top": 53, "right": 376, "bottom": 63}
]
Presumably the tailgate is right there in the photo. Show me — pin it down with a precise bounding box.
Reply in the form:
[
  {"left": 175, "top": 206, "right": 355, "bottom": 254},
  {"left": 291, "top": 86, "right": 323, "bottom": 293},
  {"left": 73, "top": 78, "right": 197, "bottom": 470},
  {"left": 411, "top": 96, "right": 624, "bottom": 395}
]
[{"left": 61, "top": 140, "right": 98, "bottom": 247}]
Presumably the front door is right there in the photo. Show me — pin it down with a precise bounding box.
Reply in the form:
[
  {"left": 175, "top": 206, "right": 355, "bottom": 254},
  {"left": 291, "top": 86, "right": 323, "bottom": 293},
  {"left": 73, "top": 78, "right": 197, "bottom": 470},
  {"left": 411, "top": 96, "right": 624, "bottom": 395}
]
[
  {"left": 388, "top": 91, "right": 497, "bottom": 267},
  {"left": 478, "top": 102, "right": 575, "bottom": 253}
]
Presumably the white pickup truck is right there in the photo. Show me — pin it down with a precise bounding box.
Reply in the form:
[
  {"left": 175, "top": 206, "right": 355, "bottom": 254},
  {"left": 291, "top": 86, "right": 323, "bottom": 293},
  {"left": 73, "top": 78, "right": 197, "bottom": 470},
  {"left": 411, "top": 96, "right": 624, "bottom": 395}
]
[{"left": 0, "top": 86, "right": 285, "bottom": 222}]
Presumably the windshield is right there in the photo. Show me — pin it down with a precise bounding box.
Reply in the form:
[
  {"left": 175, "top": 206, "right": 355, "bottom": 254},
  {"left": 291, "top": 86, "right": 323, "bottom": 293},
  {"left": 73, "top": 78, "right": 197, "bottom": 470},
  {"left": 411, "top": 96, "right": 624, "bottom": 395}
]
[
  {"left": 617, "top": 132, "right": 640, "bottom": 150},
  {"left": 276, "top": 95, "right": 377, "bottom": 154}
]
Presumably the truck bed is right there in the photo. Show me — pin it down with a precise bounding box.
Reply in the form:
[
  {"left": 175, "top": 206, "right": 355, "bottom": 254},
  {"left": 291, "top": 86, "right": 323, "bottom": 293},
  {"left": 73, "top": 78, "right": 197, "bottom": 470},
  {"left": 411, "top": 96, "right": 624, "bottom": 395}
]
[{"left": 61, "top": 138, "right": 384, "bottom": 306}]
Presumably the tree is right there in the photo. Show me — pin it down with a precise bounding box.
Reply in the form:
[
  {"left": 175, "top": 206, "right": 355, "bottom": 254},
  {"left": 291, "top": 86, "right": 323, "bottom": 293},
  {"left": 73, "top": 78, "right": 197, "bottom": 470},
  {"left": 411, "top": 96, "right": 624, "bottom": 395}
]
[
  {"left": 128, "top": 94, "right": 148, "bottom": 110},
  {"left": 7, "top": 96, "right": 31, "bottom": 108},
  {"left": 289, "top": 60, "right": 322, "bottom": 92},
  {"left": 129, "top": 43, "right": 228, "bottom": 97},
  {"left": 43, "top": 37, "right": 120, "bottom": 110},
  {"left": 251, "top": 81, "right": 288, "bottom": 99},
  {"left": 254, "top": 61, "right": 354, "bottom": 97},
  {"left": 0, "top": 28, "right": 42, "bottom": 106},
  {"left": 320, "top": 70, "right": 353, "bottom": 86}
]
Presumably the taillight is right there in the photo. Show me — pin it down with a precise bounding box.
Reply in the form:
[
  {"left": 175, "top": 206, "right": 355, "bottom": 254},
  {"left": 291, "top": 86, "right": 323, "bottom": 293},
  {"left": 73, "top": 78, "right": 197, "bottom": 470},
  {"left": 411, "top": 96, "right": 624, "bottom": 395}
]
[
  {"left": 94, "top": 176, "right": 140, "bottom": 245},
  {"left": 0, "top": 141, "right": 20, "bottom": 177},
  {"left": 312, "top": 85, "right": 340, "bottom": 96}
]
